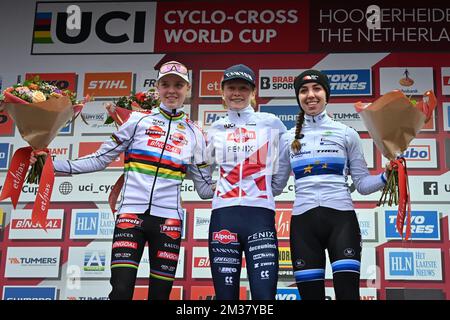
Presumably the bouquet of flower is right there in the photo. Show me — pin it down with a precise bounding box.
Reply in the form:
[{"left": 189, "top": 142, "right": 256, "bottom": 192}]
[
  {"left": 105, "top": 88, "right": 160, "bottom": 125},
  {"left": 355, "top": 90, "right": 437, "bottom": 239},
  {"left": 0, "top": 77, "right": 88, "bottom": 228}
]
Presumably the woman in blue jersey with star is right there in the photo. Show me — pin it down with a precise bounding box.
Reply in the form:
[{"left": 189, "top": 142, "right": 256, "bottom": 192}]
[{"left": 274, "top": 69, "right": 391, "bottom": 300}]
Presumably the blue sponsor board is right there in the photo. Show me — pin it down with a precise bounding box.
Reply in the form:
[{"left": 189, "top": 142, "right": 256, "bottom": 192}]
[
  {"left": 3, "top": 286, "right": 57, "bottom": 300},
  {"left": 0, "top": 143, "right": 10, "bottom": 169},
  {"left": 259, "top": 105, "right": 298, "bottom": 129},
  {"left": 385, "top": 210, "right": 439, "bottom": 240},
  {"left": 276, "top": 288, "right": 301, "bottom": 300},
  {"left": 323, "top": 69, "right": 372, "bottom": 96},
  {"left": 389, "top": 252, "right": 414, "bottom": 276},
  {"left": 74, "top": 212, "right": 99, "bottom": 235}
]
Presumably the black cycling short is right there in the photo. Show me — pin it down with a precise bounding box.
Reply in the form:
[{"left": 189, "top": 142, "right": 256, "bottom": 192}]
[
  {"left": 209, "top": 206, "right": 279, "bottom": 300},
  {"left": 290, "top": 206, "right": 362, "bottom": 299},
  {"left": 108, "top": 213, "right": 182, "bottom": 300}
]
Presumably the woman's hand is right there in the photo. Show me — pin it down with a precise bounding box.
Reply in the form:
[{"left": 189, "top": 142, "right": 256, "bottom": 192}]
[{"left": 30, "top": 151, "right": 48, "bottom": 164}]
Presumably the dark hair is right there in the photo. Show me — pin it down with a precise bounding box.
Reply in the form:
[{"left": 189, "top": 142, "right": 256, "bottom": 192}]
[{"left": 291, "top": 110, "right": 305, "bottom": 153}]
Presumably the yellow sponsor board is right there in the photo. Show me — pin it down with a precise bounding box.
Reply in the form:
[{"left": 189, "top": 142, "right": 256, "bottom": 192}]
[{"left": 279, "top": 246, "right": 292, "bottom": 270}]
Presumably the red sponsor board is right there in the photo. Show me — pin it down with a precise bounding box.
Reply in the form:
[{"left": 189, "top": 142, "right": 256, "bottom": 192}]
[
  {"left": 194, "top": 257, "right": 210, "bottom": 267},
  {"left": 11, "top": 219, "right": 62, "bottom": 229},
  {"left": 0, "top": 111, "right": 14, "bottom": 136},
  {"left": 78, "top": 142, "right": 124, "bottom": 168},
  {"left": 275, "top": 209, "right": 291, "bottom": 239},
  {"left": 310, "top": 1, "right": 450, "bottom": 52},
  {"left": 154, "top": 1, "right": 309, "bottom": 52},
  {"left": 25, "top": 72, "right": 77, "bottom": 92},
  {"left": 83, "top": 72, "right": 132, "bottom": 97},
  {"left": 190, "top": 286, "right": 247, "bottom": 300}
]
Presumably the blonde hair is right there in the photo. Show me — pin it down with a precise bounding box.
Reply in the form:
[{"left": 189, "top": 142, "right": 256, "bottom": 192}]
[{"left": 221, "top": 83, "right": 257, "bottom": 109}]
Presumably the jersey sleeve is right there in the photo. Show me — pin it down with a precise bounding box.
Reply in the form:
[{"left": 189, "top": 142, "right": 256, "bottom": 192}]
[
  {"left": 53, "top": 113, "right": 140, "bottom": 174},
  {"left": 345, "top": 127, "right": 386, "bottom": 195},
  {"left": 185, "top": 123, "right": 215, "bottom": 199},
  {"left": 271, "top": 131, "right": 292, "bottom": 196}
]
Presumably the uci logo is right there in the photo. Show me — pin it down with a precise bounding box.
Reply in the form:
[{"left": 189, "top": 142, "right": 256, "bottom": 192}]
[{"left": 32, "top": 4, "right": 153, "bottom": 54}]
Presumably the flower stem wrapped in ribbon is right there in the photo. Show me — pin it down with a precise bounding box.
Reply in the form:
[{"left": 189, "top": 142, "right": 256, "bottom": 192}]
[
  {"left": 0, "top": 78, "right": 88, "bottom": 229},
  {"left": 103, "top": 88, "right": 160, "bottom": 213},
  {"left": 355, "top": 90, "right": 437, "bottom": 240}
]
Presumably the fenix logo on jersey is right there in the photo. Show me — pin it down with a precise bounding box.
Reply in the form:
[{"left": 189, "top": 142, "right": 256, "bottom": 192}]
[
  {"left": 385, "top": 210, "right": 440, "bottom": 240},
  {"left": 31, "top": 2, "right": 156, "bottom": 54},
  {"left": 323, "top": 69, "right": 371, "bottom": 96}
]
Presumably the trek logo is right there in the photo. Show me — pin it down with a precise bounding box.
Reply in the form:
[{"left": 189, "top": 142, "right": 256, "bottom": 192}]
[
  {"left": 32, "top": 2, "right": 155, "bottom": 54},
  {"left": 227, "top": 128, "right": 256, "bottom": 143},
  {"left": 212, "top": 229, "right": 238, "bottom": 244},
  {"left": 145, "top": 126, "right": 166, "bottom": 139},
  {"left": 423, "top": 182, "right": 438, "bottom": 195}
]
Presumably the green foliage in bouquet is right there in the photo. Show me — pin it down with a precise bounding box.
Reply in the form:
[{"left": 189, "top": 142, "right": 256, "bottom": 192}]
[{"left": 104, "top": 88, "right": 160, "bottom": 124}]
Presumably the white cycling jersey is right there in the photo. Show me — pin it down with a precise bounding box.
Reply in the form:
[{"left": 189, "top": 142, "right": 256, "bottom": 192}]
[
  {"left": 274, "top": 110, "right": 386, "bottom": 215},
  {"left": 207, "top": 105, "right": 287, "bottom": 211},
  {"left": 54, "top": 104, "right": 214, "bottom": 219}
]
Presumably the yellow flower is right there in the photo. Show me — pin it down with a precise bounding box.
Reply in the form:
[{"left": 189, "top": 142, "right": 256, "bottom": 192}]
[
  {"left": 31, "top": 90, "right": 46, "bottom": 103},
  {"left": 50, "top": 92, "right": 62, "bottom": 98}
]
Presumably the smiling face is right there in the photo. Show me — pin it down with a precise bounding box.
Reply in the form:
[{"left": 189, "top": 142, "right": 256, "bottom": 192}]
[
  {"left": 298, "top": 82, "right": 327, "bottom": 116},
  {"left": 222, "top": 79, "right": 256, "bottom": 111},
  {"left": 156, "top": 74, "right": 190, "bottom": 108}
]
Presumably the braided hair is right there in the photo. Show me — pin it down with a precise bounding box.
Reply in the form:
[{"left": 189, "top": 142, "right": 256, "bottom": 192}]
[{"left": 291, "top": 110, "right": 305, "bottom": 153}]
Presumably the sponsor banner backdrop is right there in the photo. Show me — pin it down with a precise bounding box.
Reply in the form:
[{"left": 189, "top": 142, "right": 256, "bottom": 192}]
[
  {"left": 32, "top": 2, "right": 157, "bottom": 54},
  {"left": 384, "top": 248, "right": 443, "bottom": 281},
  {"left": 9, "top": 209, "right": 64, "bottom": 240},
  {"left": 154, "top": 1, "right": 309, "bottom": 53},
  {"left": 379, "top": 67, "right": 434, "bottom": 95},
  {"left": 5, "top": 247, "right": 61, "bottom": 278},
  {"left": 70, "top": 208, "right": 115, "bottom": 240}
]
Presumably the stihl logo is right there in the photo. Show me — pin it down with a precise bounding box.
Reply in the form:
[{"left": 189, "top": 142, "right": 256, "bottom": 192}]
[
  {"left": 227, "top": 128, "right": 256, "bottom": 143},
  {"left": 84, "top": 72, "right": 132, "bottom": 97},
  {"left": 213, "top": 229, "right": 238, "bottom": 244}
]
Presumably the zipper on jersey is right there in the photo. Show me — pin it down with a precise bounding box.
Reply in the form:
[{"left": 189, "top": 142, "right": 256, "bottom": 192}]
[{"left": 148, "top": 109, "right": 176, "bottom": 213}]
